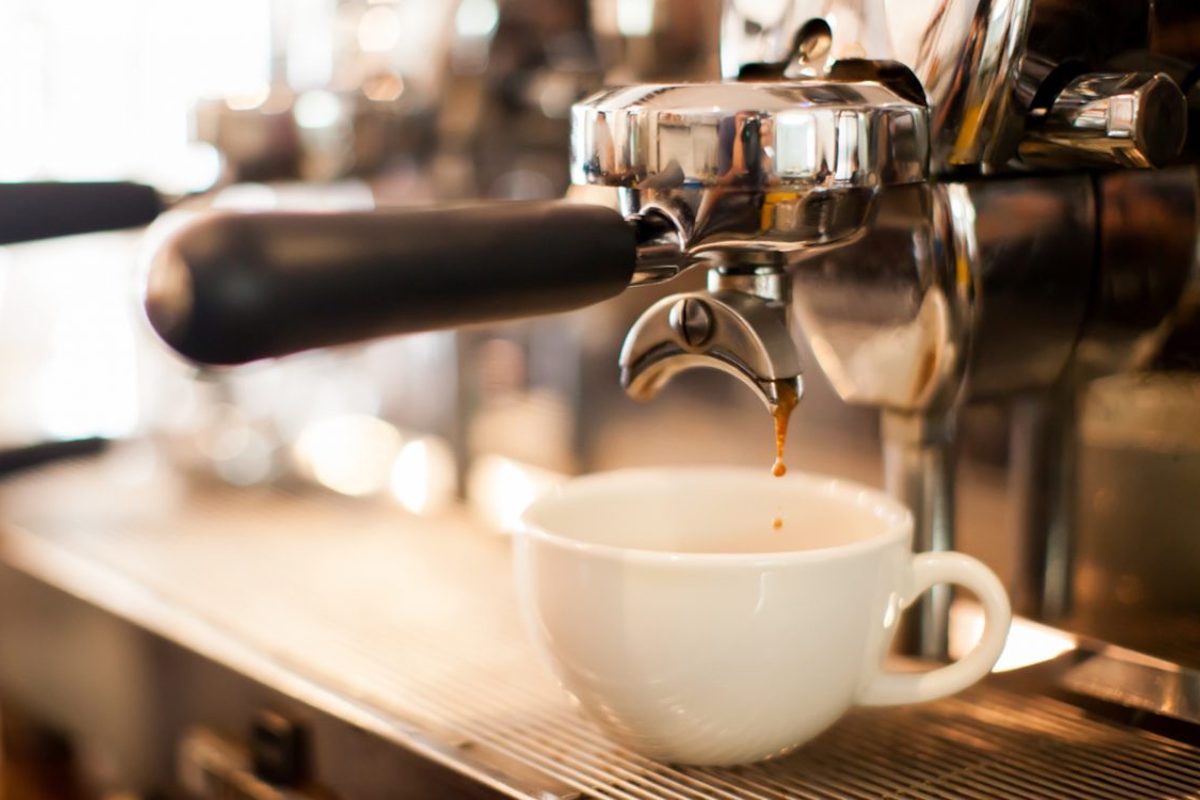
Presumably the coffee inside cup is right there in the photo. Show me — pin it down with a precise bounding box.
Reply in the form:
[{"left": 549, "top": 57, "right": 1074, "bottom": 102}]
[{"left": 524, "top": 470, "right": 901, "bottom": 556}]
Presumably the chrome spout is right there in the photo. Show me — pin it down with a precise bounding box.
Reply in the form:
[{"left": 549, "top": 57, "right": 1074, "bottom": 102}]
[{"left": 619, "top": 269, "right": 803, "bottom": 414}]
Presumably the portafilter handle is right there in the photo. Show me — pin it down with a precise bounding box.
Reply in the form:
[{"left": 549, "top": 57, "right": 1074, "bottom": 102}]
[
  {"left": 0, "top": 182, "right": 164, "bottom": 245},
  {"left": 143, "top": 201, "right": 647, "bottom": 366}
]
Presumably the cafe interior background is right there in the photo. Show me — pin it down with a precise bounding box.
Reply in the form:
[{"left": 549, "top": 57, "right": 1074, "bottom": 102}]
[{"left": 0, "top": 0, "right": 1199, "bottom": 797}]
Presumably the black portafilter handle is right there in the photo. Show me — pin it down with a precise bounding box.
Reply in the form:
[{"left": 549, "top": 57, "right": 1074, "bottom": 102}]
[
  {"left": 144, "top": 201, "right": 638, "bottom": 366},
  {"left": 0, "top": 182, "right": 164, "bottom": 245}
]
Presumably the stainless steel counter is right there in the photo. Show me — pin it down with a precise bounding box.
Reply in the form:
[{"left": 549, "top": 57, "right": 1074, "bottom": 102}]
[{"left": 1, "top": 449, "right": 1199, "bottom": 798}]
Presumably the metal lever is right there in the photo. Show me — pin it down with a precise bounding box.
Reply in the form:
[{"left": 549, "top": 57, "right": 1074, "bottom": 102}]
[{"left": 1020, "top": 72, "right": 1187, "bottom": 169}]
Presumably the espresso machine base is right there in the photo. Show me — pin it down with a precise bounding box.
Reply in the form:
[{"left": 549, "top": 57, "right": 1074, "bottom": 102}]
[{"left": 2, "top": 452, "right": 1200, "bottom": 799}]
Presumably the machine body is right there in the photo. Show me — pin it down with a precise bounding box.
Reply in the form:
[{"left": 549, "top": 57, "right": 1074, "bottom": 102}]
[{"left": 574, "top": 0, "right": 1200, "bottom": 657}]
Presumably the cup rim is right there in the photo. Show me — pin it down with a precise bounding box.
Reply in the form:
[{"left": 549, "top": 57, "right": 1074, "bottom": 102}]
[{"left": 516, "top": 466, "right": 913, "bottom": 567}]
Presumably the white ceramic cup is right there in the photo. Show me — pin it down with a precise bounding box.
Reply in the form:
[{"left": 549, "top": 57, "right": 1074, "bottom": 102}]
[{"left": 514, "top": 467, "right": 1011, "bottom": 766}]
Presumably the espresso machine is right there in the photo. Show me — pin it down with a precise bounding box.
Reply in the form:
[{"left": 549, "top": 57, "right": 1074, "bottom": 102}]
[
  {"left": 4, "top": 0, "right": 1200, "bottom": 797},
  {"left": 146, "top": 0, "right": 1200, "bottom": 656}
]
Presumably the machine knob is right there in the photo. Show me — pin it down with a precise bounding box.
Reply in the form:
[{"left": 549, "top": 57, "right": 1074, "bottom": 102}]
[{"left": 1020, "top": 72, "right": 1187, "bottom": 169}]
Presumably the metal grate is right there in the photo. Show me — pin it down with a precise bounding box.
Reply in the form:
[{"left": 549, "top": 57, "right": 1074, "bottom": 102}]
[{"left": 3, "top": 457, "right": 1200, "bottom": 799}]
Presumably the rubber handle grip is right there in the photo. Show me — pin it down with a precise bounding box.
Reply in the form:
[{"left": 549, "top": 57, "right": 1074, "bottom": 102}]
[
  {"left": 0, "top": 182, "right": 163, "bottom": 244},
  {"left": 144, "top": 201, "right": 637, "bottom": 365}
]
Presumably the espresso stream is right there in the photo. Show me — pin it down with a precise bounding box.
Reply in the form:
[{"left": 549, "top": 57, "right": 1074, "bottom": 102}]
[{"left": 769, "top": 381, "right": 800, "bottom": 530}]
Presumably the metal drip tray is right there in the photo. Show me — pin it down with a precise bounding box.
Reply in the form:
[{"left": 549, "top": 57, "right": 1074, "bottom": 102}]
[{"left": 1, "top": 452, "right": 1199, "bottom": 798}]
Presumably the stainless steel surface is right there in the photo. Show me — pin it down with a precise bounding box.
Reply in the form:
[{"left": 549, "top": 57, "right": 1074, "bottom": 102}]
[
  {"left": 572, "top": 79, "right": 928, "bottom": 262},
  {"left": 718, "top": 0, "right": 1154, "bottom": 172},
  {"left": 883, "top": 411, "right": 956, "bottom": 660},
  {"left": 784, "top": 170, "right": 1095, "bottom": 404},
  {"left": 620, "top": 269, "right": 803, "bottom": 412},
  {"left": 1007, "top": 391, "right": 1075, "bottom": 621},
  {"left": 572, "top": 80, "right": 928, "bottom": 191},
  {"left": 581, "top": 0, "right": 1196, "bottom": 659},
  {"left": 4, "top": 454, "right": 1200, "bottom": 798},
  {"left": 1075, "top": 166, "right": 1200, "bottom": 377},
  {"left": 1020, "top": 72, "right": 1188, "bottom": 169},
  {"left": 1060, "top": 641, "right": 1200, "bottom": 728},
  {"left": 1070, "top": 373, "right": 1200, "bottom": 655},
  {"left": 630, "top": 212, "right": 687, "bottom": 285},
  {"left": 956, "top": 174, "right": 1097, "bottom": 398},
  {"left": 784, "top": 182, "right": 969, "bottom": 413}
]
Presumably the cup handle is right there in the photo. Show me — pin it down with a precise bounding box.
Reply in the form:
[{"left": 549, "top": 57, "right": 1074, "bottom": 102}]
[{"left": 858, "top": 552, "right": 1012, "bottom": 706}]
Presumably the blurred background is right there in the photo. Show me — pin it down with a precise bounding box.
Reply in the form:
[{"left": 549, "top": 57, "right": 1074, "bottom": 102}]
[
  {"left": 3, "top": 0, "right": 1198, "bottom": 796},
  {"left": 1, "top": 0, "right": 912, "bottom": 537}
]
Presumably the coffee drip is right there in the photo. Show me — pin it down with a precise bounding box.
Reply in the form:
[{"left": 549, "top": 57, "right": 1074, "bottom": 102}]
[
  {"left": 771, "top": 380, "right": 799, "bottom": 478},
  {"left": 769, "top": 380, "right": 800, "bottom": 530}
]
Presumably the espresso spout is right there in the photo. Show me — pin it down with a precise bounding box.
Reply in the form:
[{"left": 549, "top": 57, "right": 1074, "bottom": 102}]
[{"left": 619, "top": 270, "right": 803, "bottom": 414}]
